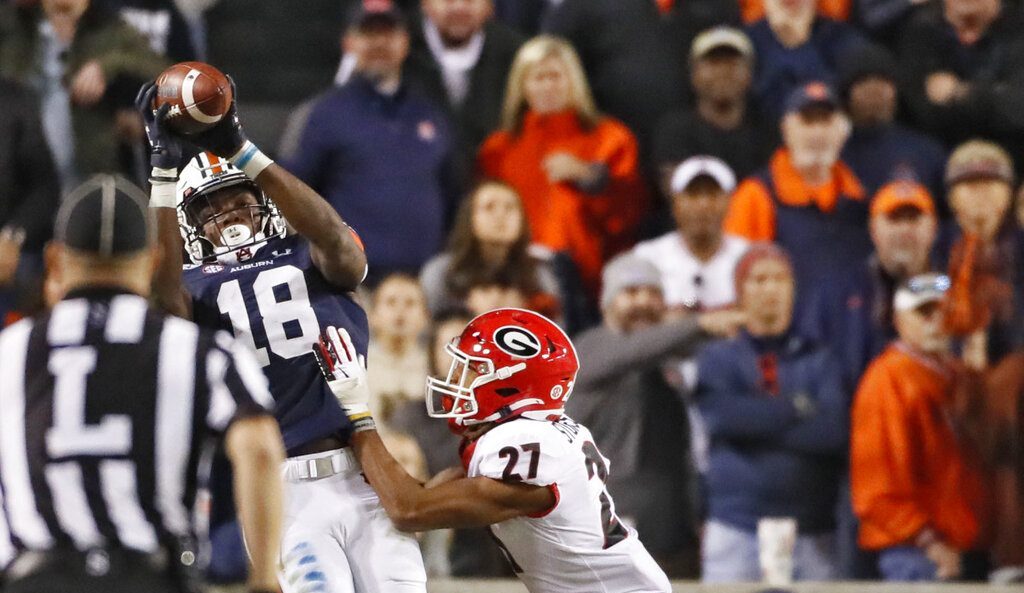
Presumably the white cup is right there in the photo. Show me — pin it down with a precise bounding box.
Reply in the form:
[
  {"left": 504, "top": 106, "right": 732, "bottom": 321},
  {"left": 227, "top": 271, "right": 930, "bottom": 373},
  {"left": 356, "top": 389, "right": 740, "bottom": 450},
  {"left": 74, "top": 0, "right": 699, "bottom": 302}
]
[{"left": 758, "top": 517, "right": 797, "bottom": 585}]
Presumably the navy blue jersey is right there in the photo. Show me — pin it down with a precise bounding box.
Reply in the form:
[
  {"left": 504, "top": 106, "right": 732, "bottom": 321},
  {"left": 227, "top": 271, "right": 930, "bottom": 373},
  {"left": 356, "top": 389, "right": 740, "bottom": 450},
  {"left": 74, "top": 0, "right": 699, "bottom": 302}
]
[{"left": 183, "top": 234, "right": 366, "bottom": 452}]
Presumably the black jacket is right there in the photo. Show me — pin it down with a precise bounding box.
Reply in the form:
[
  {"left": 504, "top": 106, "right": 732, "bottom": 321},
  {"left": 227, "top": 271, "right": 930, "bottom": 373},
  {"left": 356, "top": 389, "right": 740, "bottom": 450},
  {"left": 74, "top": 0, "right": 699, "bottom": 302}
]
[
  {"left": 899, "top": 4, "right": 1024, "bottom": 163},
  {"left": 0, "top": 79, "right": 59, "bottom": 251},
  {"left": 543, "top": 0, "right": 739, "bottom": 155},
  {"left": 404, "top": 17, "right": 525, "bottom": 159},
  {"left": 652, "top": 104, "right": 779, "bottom": 182}
]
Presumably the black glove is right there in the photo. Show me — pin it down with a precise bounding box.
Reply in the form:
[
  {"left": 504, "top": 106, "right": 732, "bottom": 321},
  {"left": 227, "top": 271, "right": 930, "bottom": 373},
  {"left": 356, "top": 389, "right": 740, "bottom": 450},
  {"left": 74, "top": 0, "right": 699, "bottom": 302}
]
[
  {"left": 135, "top": 81, "right": 185, "bottom": 172},
  {"left": 187, "top": 75, "right": 249, "bottom": 158}
]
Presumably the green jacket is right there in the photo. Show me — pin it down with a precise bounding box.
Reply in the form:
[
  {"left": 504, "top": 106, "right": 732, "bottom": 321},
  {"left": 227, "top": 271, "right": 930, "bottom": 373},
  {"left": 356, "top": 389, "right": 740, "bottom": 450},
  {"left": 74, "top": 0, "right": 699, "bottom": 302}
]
[{"left": 0, "top": 5, "right": 169, "bottom": 177}]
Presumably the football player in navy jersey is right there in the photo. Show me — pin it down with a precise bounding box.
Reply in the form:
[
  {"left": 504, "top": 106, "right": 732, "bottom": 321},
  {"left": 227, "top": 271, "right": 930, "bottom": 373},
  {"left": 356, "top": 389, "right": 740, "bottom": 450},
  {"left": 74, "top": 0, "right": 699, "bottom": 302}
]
[{"left": 136, "top": 79, "right": 427, "bottom": 593}]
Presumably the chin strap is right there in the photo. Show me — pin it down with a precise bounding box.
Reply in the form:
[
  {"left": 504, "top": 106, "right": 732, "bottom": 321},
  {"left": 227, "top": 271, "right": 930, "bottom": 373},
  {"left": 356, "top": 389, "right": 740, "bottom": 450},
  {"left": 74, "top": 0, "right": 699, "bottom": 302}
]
[{"left": 495, "top": 363, "right": 527, "bottom": 380}]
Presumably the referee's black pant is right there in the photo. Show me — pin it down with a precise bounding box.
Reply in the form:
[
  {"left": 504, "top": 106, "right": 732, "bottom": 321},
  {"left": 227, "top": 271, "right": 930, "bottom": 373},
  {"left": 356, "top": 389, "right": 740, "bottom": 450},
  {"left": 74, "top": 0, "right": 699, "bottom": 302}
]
[{"left": 4, "top": 549, "right": 191, "bottom": 593}]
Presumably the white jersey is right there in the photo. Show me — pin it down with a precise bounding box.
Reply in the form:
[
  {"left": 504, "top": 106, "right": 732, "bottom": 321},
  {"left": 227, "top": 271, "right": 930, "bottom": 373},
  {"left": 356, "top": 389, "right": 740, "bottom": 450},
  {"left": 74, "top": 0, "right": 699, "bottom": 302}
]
[
  {"left": 467, "top": 415, "right": 671, "bottom": 593},
  {"left": 631, "top": 232, "right": 748, "bottom": 309}
]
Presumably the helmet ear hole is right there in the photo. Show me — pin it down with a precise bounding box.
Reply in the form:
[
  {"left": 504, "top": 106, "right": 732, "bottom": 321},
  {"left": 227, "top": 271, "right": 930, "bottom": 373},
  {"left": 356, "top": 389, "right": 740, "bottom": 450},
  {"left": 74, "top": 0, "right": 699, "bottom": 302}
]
[{"left": 495, "top": 387, "right": 520, "bottom": 398}]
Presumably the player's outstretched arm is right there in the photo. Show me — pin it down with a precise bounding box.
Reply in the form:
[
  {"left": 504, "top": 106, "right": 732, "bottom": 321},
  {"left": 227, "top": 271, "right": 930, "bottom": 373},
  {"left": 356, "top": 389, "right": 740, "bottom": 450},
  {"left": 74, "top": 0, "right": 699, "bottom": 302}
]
[
  {"left": 175, "top": 77, "right": 367, "bottom": 291},
  {"left": 136, "top": 82, "right": 192, "bottom": 318},
  {"left": 315, "top": 326, "right": 555, "bottom": 531},
  {"left": 251, "top": 163, "right": 367, "bottom": 291},
  {"left": 351, "top": 429, "right": 555, "bottom": 532}
]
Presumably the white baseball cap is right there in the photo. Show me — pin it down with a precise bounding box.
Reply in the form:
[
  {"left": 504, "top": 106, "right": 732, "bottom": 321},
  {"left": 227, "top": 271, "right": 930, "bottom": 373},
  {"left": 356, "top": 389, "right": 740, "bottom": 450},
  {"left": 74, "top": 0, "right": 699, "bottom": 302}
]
[
  {"left": 690, "top": 27, "right": 754, "bottom": 62},
  {"left": 669, "top": 156, "right": 737, "bottom": 195}
]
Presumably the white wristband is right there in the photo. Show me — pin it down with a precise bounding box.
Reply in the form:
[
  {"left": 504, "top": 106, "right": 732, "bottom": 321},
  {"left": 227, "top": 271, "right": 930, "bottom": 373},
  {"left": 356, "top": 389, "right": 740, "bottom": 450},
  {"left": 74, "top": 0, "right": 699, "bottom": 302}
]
[
  {"left": 149, "top": 167, "right": 178, "bottom": 209},
  {"left": 228, "top": 140, "right": 274, "bottom": 179}
]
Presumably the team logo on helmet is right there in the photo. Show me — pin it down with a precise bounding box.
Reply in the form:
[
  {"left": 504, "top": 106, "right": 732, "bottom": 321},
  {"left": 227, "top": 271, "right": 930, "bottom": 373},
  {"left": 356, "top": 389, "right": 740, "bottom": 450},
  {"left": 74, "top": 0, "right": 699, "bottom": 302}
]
[{"left": 494, "top": 326, "right": 541, "bottom": 359}]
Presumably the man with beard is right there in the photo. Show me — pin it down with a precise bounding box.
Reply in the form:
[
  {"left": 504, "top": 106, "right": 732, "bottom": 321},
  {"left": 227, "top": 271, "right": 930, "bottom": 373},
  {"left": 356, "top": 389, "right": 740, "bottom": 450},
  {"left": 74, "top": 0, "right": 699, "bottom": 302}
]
[
  {"left": 802, "top": 180, "right": 940, "bottom": 579},
  {"left": 695, "top": 244, "right": 848, "bottom": 581},
  {"left": 565, "top": 252, "right": 745, "bottom": 577},
  {"left": 810, "top": 180, "right": 940, "bottom": 384},
  {"left": 724, "top": 82, "right": 870, "bottom": 291}
]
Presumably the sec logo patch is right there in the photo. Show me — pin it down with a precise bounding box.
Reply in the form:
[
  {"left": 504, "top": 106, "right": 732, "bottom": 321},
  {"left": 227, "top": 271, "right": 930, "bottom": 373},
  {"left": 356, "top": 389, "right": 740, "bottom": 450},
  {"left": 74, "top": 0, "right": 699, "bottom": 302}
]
[
  {"left": 494, "top": 326, "right": 541, "bottom": 358},
  {"left": 202, "top": 264, "right": 224, "bottom": 274}
]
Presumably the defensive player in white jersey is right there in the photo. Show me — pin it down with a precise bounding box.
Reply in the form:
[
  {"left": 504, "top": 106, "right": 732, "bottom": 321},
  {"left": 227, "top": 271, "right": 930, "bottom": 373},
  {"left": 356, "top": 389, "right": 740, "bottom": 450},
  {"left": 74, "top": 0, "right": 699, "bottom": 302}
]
[{"left": 315, "top": 308, "right": 671, "bottom": 593}]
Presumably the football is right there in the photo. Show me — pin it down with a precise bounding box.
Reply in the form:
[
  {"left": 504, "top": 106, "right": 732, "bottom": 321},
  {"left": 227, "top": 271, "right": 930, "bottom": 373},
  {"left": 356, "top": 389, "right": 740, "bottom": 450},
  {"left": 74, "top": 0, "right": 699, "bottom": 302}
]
[{"left": 153, "top": 61, "right": 233, "bottom": 135}]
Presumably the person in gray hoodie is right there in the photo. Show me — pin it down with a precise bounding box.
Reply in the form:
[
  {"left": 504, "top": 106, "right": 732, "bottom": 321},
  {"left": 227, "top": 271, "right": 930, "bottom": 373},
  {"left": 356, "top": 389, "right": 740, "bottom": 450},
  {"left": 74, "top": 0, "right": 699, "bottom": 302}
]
[{"left": 565, "top": 251, "right": 745, "bottom": 578}]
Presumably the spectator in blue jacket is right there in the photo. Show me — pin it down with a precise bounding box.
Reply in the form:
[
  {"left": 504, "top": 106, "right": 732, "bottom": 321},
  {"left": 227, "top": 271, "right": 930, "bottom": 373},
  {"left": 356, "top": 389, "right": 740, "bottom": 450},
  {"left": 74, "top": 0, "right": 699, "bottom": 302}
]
[
  {"left": 807, "top": 181, "right": 940, "bottom": 386},
  {"left": 746, "top": 0, "right": 866, "bottom": 120},
  {"left": 857, "top": 0, "right": 932, "bottom": 41},
  {"left": 838, "top": 44, "right": 948, "bottom": 216},
  {"left": 696, "top": 243, "right": 848, "bottom": 582},
  {"left": 281, "top": 0, "right": 460, "bottom": 280}
]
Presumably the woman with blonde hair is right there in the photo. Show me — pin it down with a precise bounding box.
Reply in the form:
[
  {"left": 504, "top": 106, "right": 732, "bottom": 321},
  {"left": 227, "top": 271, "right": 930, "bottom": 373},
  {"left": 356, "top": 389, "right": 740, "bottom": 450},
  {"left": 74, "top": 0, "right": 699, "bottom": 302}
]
[{"left": 478, "top": 35, "right": 647, "bottom": 302}]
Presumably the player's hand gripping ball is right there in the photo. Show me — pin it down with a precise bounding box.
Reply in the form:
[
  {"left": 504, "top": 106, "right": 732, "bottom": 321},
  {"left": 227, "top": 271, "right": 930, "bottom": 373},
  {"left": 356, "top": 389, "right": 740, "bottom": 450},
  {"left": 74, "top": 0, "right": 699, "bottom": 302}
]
[{"left": 152, "top": 61, "right": 233, "bottom": 135}]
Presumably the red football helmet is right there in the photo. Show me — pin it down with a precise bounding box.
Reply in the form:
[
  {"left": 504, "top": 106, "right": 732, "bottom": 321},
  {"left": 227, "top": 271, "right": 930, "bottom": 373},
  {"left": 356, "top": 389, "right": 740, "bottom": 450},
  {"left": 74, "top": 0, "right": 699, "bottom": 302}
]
[{"left": 426, "top": 308, "right": 579, "bottom": 426}]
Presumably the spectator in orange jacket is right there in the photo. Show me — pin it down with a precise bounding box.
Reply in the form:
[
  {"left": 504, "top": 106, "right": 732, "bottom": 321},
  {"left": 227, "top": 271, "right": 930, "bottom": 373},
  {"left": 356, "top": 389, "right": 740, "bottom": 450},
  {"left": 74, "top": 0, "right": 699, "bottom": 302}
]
[
  {"left": 740, "top": 0, "right": 851, "bottom": 23},
  {"left": 851, "top": 273, "right": 990, "bottom": 582},
  {"left": 724, "top": 81, "right": 869, "bottom": 291},
  {"left": 478, "top": 35, "right": 648, "bottom": 302}
]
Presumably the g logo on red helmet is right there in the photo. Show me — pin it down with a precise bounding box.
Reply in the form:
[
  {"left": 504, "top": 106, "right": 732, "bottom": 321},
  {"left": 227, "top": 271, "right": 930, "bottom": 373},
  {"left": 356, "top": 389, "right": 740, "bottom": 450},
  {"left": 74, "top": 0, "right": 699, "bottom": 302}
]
[{"left": 494, "top": 326, "right": 541, "bottom": 359}]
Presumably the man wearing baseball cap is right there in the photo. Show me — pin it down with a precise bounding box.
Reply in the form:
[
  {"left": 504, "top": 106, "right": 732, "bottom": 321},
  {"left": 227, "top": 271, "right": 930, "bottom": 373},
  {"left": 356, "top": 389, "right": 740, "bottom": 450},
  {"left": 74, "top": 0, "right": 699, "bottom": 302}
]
[
  {"left": 812, "top": 180, "right": 940, "bottom": 382},
  {"left": 723, "top": 81, "right": 870, "bottom": 289},
  {"left": 653, "top": 27, "right": 776, "bottom": 182},
  {"left": 942, "top": 139, "right": 1020, "bottom": 364},
  {"left": 852, "top": 273, "right": 989, "bottom": 582},
  {"left": 567, "top": 251, "right": 745, "bottom": 577},
  {"left": 634, "top": 156, "right": 749, "bottom": 311},
  {"left": 283, "top": 0, "right": 459, "bottom": 281},
  {"left": 946, "top": 140, "right": 1015, "bottom": 245},
  {"left": 838, "top": 44, "right": 946, "bottom": 205}
]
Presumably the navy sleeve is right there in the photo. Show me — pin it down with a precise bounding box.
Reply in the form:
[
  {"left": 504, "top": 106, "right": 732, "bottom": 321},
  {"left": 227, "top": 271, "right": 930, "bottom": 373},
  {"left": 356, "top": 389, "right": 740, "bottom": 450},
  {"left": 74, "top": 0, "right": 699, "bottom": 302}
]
[
  {"left": 857, "top": 0, "right": 917, "bottom": 32},
  {"left": 695, "top": 345, "right": 800, "bottom": 442},
  {"left": 279, "top": 96, "right": 334, "bottom": 193},
  {"left": 781, "top": 351, "right": 850, "bottom": 456}
]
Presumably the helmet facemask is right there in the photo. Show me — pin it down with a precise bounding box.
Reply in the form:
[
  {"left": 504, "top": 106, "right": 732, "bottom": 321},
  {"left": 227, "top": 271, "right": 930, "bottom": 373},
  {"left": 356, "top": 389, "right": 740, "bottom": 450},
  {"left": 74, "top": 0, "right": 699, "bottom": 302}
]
[
  {"left": 426, "top": 342, "right": 493, "bottom": 421},
  {"left": 425, "top": 341, "right": 531, "bottom": 424},
  {"left": 188, "top": 191, "right": 265, "bottom": 246},
  {"left": 176, "top": 153, "right": 287, "bottom": 265}
]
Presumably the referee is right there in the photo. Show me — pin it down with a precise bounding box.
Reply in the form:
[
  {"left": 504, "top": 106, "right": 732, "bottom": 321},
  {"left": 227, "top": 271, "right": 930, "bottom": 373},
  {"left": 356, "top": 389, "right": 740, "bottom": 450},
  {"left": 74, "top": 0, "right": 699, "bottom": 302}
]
[{"left": 0, "top": 175, "right": 285, "bottom": 593}]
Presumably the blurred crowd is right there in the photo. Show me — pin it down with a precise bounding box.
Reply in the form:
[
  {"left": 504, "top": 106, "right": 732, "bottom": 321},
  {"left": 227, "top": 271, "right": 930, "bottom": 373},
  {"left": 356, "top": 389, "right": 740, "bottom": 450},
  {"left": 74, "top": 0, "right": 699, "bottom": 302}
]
[{"left": 1, "top": 0, "right": 1024, "bottom": 585}]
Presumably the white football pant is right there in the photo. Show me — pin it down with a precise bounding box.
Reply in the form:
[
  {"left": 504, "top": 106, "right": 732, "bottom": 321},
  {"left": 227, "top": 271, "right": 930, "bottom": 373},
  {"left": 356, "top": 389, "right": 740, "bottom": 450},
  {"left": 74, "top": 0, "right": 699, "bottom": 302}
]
[{"left": 278, "top": 448, "right": 426, "bottom": 593}]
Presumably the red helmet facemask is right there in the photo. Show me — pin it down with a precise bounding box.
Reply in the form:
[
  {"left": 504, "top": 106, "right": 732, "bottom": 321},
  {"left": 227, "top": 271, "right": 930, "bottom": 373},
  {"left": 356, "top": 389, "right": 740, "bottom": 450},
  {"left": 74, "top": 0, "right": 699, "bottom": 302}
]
[{"left": 426, "top": 308, "right": 579, "bottom": 427}]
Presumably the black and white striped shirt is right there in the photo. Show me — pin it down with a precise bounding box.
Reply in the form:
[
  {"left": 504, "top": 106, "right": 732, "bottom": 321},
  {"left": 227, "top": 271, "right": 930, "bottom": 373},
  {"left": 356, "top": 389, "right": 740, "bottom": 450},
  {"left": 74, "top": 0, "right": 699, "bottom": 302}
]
[{"left": 0, "top": 287, "right": 273, "bottom": 567}]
